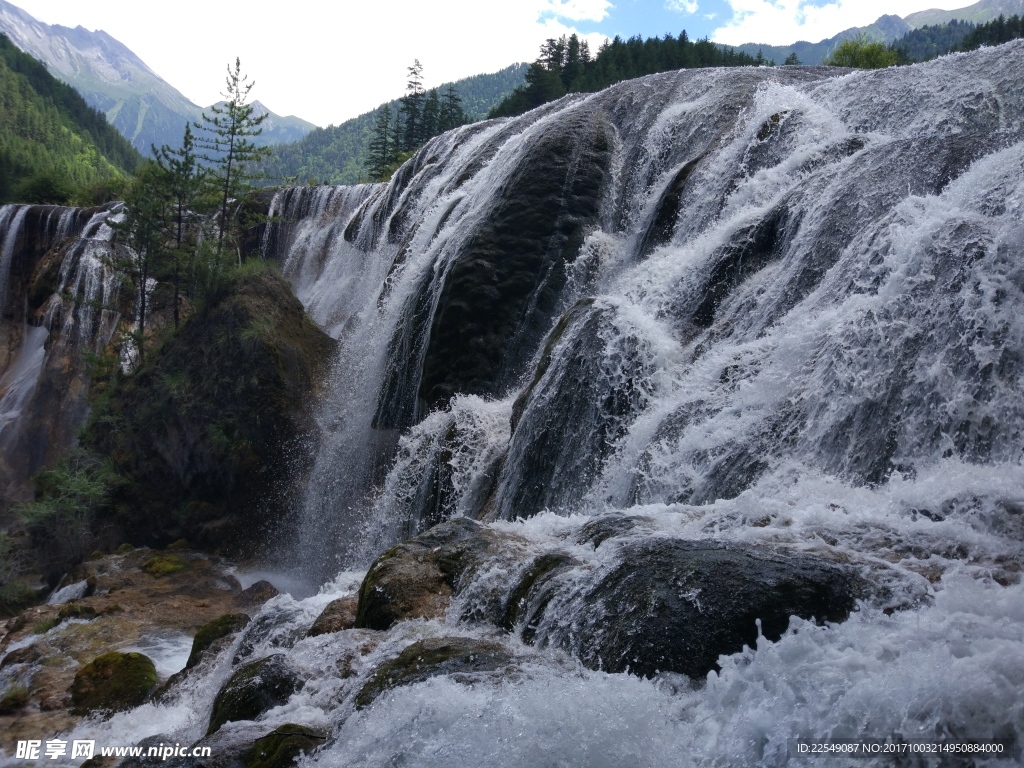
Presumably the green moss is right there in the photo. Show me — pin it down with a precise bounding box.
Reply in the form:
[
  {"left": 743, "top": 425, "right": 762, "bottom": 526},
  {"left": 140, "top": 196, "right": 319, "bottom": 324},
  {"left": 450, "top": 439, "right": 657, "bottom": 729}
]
[
  {"left": 242, "top": 724, "right": 326, "bottom": 768},
  {"left": 70, "top": 652, "right": 157, "bottom": 714},
  {"left": 355, "top": 637, "right": 513, "bottom": 709},
  {"left": 90, "top": 550, "right": 104, "bottom": 560},
  {"left": 142, "top": 555, "right": 187, "bottom": 577},
  {"left": 0, "top": 684, "right": 29, "bottom": 715},
  {"left": 166, "top": 538, "right": 190, "bottom": 551},
  {"left": 32, "top": 617, "right": 60, "bottom": 634},
  {"left": 187, "top": 613, "right": 250, "bottom": 669},
  {"left": 115, "top": 543, "right": 134, "bottom": 554}
]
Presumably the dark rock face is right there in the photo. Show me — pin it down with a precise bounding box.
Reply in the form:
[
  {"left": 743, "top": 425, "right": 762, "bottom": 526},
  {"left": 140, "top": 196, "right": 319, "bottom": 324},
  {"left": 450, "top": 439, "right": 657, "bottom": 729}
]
[
  {"left": 374, "top": 107, "right": 614, "bottom": 429},
  {"left": 306, "top": 596, "right": 358, "bottom": 637},
  {"left": 242, "top": 724, "right": 327, "bottom": 768},
  {"left": 84, "top": 270, "right": 336, "bottom": 553},
  {"left": 543, "top": 539, "right": 861, "bottom": 679},
  {"left": 207, "top": 654, "right": 303, "bottom": 736},
  {"left": 187, "top": 613, "right": 251, "bottom": 669},
  {"left": 236, "top": 580, "right": 280, "bottom": 609},
  {"left": 354, "top": 637, "right": 516, "bottom": 710},
  {"left": 69, "top": 651, "right": 157, "bottom": 714}
]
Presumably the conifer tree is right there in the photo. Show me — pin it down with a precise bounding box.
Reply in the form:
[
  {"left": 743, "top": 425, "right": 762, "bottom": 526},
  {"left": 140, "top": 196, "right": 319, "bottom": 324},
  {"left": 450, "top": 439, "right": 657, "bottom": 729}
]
[
  {"left": 421, "top": 88, "right": 440, "bottom": 142},
  {"left": 153, "top": 123, "right": 204, "bottom": 327},
  {"left": 367, "top": 103, "right": 394, "bottom": 181},
  {"left": 400, "top": 59, "right": 425, "bottom": 151},
  {"left": 438, "top": 84, "right": 465, "bottom": 132},
  {"left": 194, "top": 58, "right": 270, "bottom": 265}
]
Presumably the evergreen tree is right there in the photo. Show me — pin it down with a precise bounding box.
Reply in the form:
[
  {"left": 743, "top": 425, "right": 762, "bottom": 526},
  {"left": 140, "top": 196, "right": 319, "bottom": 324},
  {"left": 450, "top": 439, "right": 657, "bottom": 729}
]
[
  {"left": 439, "top": 84, "right": 466, "bottom": 132},
  {"left": 109, "top": 161, "right": 168, "bottom": 366},
  {"left": 366, "top": 103, "right": 394, "bottom": 181},
  {"left": 153, "top": 123, "right": 204, "bottom": 327},
  {"left": 194, "top": 58, "right": 270, "bottom": 265},
  {"left": 421, "top": 88, "right": 441, "bottom": 142},
  {"left": 400, "top": 59, "right": 425, "bottom": 151},
  {"left": 784, "top": 52, "right": 801, "bottom": 65}
]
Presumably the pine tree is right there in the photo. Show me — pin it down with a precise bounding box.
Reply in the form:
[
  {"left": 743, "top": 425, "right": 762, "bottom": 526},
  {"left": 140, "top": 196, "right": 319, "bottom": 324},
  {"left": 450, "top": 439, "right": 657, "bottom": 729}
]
[
  {"left": 194, "top": 58, "right": 270, "bottom": 265},
  {"left": 421, "top": 88, "right": 440, "bottom": 142},
  {"left": 438, "top": 84, "right": 465, "bottom": 132},
  {"left": 400, "top": 59, "right": 425, "bottom": 152},
  {"left": 153, "top": 123, "right": 204, "bottom": 327},
  {"left": 367, "top": 103, "right": 394, "bottom": 181}
]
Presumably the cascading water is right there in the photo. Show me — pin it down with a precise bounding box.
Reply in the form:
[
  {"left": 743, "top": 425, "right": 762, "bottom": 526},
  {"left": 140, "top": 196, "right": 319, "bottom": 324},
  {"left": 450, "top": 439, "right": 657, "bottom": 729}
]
[
  {"left": 0, "top": 204, "right": 122, "bottom": 506},
  {"left": 4, "top": 42, "right": 1024, "bottom": 767}
]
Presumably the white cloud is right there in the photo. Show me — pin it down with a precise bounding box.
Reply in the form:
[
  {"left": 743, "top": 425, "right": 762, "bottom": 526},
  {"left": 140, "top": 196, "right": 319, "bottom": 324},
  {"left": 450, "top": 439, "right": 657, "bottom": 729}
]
[
  {"left": 541, "top": 0, "right": 613, "bottom": 22},
  {"left": 711, "top": 0, "right": 974, "bottom": 46},
  {"left": 665, "top": 0, "right": 699, "bottom": 14}
]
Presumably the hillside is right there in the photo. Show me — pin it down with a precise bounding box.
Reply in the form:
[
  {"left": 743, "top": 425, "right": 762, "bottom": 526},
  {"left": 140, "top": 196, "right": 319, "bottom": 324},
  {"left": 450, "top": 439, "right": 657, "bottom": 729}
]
[
  {"left": 258, "top": 63, "right": 527, "bottom": 186},
  {"left": 0, "top": 32, "right": 140, "bottom": 202},
  {"left": 735, "top": 0, "right": 1024, "bottom": 64},
  {"left": 0, "top": 0, "right": 315, "bottom": 153}
]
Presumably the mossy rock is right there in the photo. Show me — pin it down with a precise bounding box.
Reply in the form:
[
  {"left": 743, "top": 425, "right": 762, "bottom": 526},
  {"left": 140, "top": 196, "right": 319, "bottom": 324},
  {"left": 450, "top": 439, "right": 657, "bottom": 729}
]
[
  {"left": 142, "top": 555, "right": 188, "bottom": 577},
  {"left": 354, "top": 637, "right": 515, "bottom": 710},
  {"left": 115, "top": 543, "right": 135, "bottom": 554},
  {"left": 187, "top": 613, "right": 251, "bottom": 669},
  {"left": 242, "top": 724, "right": 327, "bottom": 768},
  {"left": 0, "top": 684, "right": 29, "bottom": 714},
  {"left": 208, "top": 654, "right": 303, "bottom": 735},
  {"left": 166, "top": 538, "right": 190, "bottom": 551},
  {"left": 70, "top": 652, "right": 157, "bottom": 714}
]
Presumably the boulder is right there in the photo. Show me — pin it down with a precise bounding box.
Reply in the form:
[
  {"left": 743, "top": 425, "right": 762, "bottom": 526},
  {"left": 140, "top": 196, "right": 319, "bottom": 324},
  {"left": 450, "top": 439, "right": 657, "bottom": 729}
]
[
  {"left": 207, "top": 654, "right": 303, "bottom": 735},
  {"left": 69, "top": 651, "right": 157, "bottom": 714},
  {"left": 543, "top": 538, "right": 862, "bottom": 679},
  {"left": 242, "top": 724, "right": 327, "bottom": 768},
  {"left": 187, "top": 613, "right": 251, "bottom": 669},
  {"left": 354, "top": 637, "right": 516, "bottom": 709},
  {"left": 236, "top": 580, "right": 280, "bottom": 608},
  {"left": 306, "top": 597, "right": 358, "bottom": 637},
  {"left": 354, "top": 517, "right": 523, "bottom": 631}
]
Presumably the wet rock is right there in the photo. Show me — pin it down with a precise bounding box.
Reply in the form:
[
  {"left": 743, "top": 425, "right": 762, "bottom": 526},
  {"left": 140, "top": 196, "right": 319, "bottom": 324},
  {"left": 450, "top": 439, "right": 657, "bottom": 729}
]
[
  {"left": 69, "top": 651, "right": 157, "bottom": 714},
  {"left": 242, "top": 724, "right": 327, "bottom": 768},
  {"left": 306, "top": 597, "right": 358, "bottom": 637},
  {"left": 542, "top": 539, "right": 862, "bottom": 679},
  {"left": 208, "top": 654, "right": 303, "bottom": 735},
  {"left": 575, "top": 514, "right": 642, "bottom": 548},
  {"left": 355, "top": 517, "right": 523, "bottom": 631},
  {"left": 354, "top": 637, "right": 516, "bottom": 709},
  {"left": 0, "top": 684, "right": 29, "bottom": 714},
  {"left": 187, "top": 613, "right": 251, "bottom": 669},
  {"left": 0, "top": 643, "right": 42, "bottom": 668},
  {"left": 57, "top": 602, "right": 98, "bottom": 622},
  {"left": 502, "top": 552, "right": 578, "bottom": 644},
  {"left": 236, "top": 580, "right": 280, "bottom": 609}
]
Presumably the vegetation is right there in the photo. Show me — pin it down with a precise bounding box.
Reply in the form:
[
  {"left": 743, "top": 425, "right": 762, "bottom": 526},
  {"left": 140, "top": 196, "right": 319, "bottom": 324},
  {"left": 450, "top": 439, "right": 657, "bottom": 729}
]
[
  {"left": 488, "top": 32, "right": 757, "bottom": 119},
  {"left": 0, "top": 32, "right": 140, "bottom": 203},
  {"left": 891, "top": 20, "right": 975, "bottom": 61},
  {"left": 256, "top": 64, "right": 527, "bottom": 185},
  {"left": 959, "top": 13, "right": 1024, "bottom": 50},
  {"left": 824, "top": 35, "right": 900, "bottom": 68}
]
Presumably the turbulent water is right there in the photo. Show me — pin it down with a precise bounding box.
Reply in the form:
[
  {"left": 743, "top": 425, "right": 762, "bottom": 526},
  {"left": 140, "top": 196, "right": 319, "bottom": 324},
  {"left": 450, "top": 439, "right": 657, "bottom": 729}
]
[{"left": 5, "top": 43, "right": 1024, "bottom": 766}]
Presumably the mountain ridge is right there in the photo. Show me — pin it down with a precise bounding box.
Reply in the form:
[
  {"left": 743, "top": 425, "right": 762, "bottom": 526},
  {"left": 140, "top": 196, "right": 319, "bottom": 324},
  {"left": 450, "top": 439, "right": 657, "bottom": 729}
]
[{"left": 0, "top": 0, "right": 315, "bottom": 153}]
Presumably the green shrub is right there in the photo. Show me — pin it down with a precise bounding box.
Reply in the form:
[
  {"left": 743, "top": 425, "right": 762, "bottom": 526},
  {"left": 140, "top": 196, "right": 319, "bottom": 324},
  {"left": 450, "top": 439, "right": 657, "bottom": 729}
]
[{"left": 825, "top": 36, "right": 899, "bottom": 68}]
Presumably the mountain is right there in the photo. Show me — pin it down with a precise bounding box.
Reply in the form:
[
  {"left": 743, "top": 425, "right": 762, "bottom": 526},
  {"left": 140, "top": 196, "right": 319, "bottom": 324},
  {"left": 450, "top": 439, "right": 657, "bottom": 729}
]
[
  {"left": 0, "top": 32, "right": 140, "bottom": 202},
  {"left": 259, "top": 63, "right": 528, "bottom": 186},
  {"left": 0, "top": 0, "right": 315, "bottom": 154},
  {"left": 735, "top": 0, "right": 1024, "bottom": 64}
]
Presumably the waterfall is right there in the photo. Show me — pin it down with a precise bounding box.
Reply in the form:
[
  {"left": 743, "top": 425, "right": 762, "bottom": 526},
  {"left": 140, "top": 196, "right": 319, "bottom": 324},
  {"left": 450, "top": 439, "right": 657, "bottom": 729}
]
[{"left": 0, "top": 204, "right": 122, "bottom": 506}]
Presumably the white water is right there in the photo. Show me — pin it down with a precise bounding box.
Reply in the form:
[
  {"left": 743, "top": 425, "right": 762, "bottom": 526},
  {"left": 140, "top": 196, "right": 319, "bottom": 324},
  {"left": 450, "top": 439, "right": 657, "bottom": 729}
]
[{"left": 4, "top": 45, "right": 1024, "bottom": 766}]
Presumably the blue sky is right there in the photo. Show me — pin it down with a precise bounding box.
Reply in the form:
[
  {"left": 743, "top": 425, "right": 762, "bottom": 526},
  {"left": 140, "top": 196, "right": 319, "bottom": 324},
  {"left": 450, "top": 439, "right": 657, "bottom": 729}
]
[{"left": 11, "top": 0, "right": 970, "bottom": 126}]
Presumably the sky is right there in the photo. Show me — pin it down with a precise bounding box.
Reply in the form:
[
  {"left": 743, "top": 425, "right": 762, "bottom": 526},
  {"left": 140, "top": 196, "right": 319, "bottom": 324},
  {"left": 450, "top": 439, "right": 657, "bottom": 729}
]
[{"left": 13, "top": 0, "right": 970, "bottom": 127}]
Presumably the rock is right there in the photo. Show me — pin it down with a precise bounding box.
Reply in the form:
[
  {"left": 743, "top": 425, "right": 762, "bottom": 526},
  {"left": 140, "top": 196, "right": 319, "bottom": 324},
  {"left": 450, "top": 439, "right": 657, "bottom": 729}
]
[
  {"left": 69, "top": 651, "right": 157, "bottom": 714},
  {"left": 354, "top": 637, "right": 516, "bottom": 710},
  {"left": 83, "top": 269, "right": 337, "bottom": 554},
  {"left": 0, "top": 643, "right": 42, "bottom": 668},
  {"left": 306, "top": 597, "right": 358, "bottom": 637},
  {"left": 187, "top": 613, "right": 251, "bottom": 669},
  {"left": 543, "top": 539, "right": 862, "bottom": 679},
  {"left": 354, "top": 517, "right": 522, "bottom": 631},
  {"left": 0, "top": 684, "right": 29, "bottom": 714},
  {"left": 207, "top": 654, "right": 303, "bottom": 735},
  {"left": 142, "top": 555, "right": 189, "bottom": 578},
  {"left": 236, "top": 580, "right": 280, "bottom": 608},
  {"left": 57, "top": 602, "right": 98, "bottom": 622},
  {"left": 242, "top": 724, "right": 327, "bottom": 768}
]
